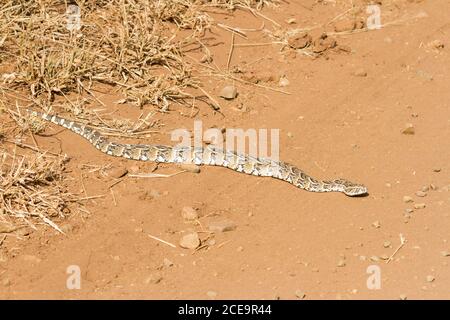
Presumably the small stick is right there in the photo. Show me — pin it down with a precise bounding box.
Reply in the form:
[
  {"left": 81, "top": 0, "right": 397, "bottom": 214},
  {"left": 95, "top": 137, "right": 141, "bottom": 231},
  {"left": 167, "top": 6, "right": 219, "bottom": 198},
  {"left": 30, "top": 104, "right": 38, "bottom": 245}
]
[
  {"left": 0, "top": 235, "right": 7, "bottom": 246},
  {"left": 217, "top": 240, "right": 231, "bottom": 248},
  {"left": 386, "top": 234, "right": 407, "bottom": 264},
  {"left": 233, "top": 42, "right": 283, "bottom": 47},
  {"left": 216, "top": 23, "right": 247, "bottom": 38},
  {"left": 195, "top": 86, "right": 222, "bottom": 111},
  {"left": 226, "top": 31, "right": 235, "bottom": 70},
  {"left": 109, "top": 177, "right": 126, "bottom": 188},
  {"left": 4, "top": 139, "right": 60, "bottom": 156},
  {"left": 148, "top": 234, "right": 176, "bottom": 248},
  {"left": 110, "top": 188, "right": 117, "bottom": 206},
  {"left": 128, "top": 171, "right": 185, "bottom": 178},
  {"left": 77, "top": 79, "right": 106, "bottom": 107},
  {"left": 77, "top": 194, "right": 105, "bottom": 201}
]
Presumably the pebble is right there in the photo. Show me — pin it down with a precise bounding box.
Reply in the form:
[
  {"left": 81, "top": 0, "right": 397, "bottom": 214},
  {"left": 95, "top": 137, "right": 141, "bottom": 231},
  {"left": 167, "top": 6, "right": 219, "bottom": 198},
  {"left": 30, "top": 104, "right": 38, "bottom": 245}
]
[
  {"left": 405, "top": 208, "right": 414, "bottom": 214},
  {"left": 294, "top": 290, "right": 306, "bottom": 299},
  {"left": 219, "top": 86, "right": 237, "bottom": 100},
  {"left": 109, "top": 167, "right": 128, "bottom": 179},
  {"left": 287, "top": 33, "right": 312, "bottom": 49},
  {"left": 180, "top": 164, "right": 200, "bottom": 173},
  {"left": 236, "top": 246, "right": 244, "bottom": 252},
  {"left": 353, "top": 68, "right": 367, "bottom": 77},
  {"left": 278, "top": 76, "right": 290, "bottom": 87},
  {"left": 414, "top": 203, "right": 426, "bottom": 209},
  {"left": 403, "top": 196, "right": 413, "bottom": 203},
  {"left": 429, "top": 39, "right": 444, "bottom": 49},
  {"left": 399, "top": 294, "right": 408, "bottom": 300},
  {"left": 286, "top": 18, "right": 296, "bottom": 24},
  {"left": 337, "top": 259, "right": 346, "bottom": 267},
  {"left": 208, "top": 219, "right": 237, "bottom": 233},
  {"left": 370, "top": 256, "right": 380, "bottom": 262},
  {"left": 179, "top": 232, "right": 200, "bottom": 249},
  {"left": 145, "top": 273, "right": 163, "bottom": 284},
  {"left": 163, "top": 258, "right": 174, "bottom": 268},
  {"left": 181, "top": 206, "right": 198, "bottom": 221},
  {"left": 441, "top": 251, "right": 450, "bottom": 257},
  {"left": 372, "top": 221, "right": 381, "bottom": 229},
  {"left": 383, "top": 241, "right": 391, "bottom": 248},
  {"left": 433, "top": 168, "right": 441, "bottom": 173},
  {"left": 206, "top": 291, "right": 217, "bottom": 299},
  {"left": 415, "top": 191, "right": 427, "bottom": 197},
  {"left": 401, "top": 123, "right": 415, "bottom": 135},
  {"left": 426, "top": 275, "right": 435, "bottom": 283},
  {"left": 421, "top": 185, "right": 430, "bottom": 192}
]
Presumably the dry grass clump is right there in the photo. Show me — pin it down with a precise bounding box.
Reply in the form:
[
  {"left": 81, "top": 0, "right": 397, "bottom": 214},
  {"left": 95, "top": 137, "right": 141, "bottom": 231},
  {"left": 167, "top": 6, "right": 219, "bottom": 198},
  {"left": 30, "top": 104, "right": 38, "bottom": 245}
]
[
  {"left": 0, "top": 0, "right": 278, "bottom": 112},
  {"left": 0, "top": 150, "right": 77, "bottom": 232}
]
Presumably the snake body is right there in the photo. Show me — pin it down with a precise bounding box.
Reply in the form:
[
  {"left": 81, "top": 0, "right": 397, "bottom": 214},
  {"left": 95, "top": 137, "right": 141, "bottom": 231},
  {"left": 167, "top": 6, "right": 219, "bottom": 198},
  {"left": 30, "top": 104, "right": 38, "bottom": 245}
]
[{"left": 29, "top": 110, "right": 368, "bottom": 196}]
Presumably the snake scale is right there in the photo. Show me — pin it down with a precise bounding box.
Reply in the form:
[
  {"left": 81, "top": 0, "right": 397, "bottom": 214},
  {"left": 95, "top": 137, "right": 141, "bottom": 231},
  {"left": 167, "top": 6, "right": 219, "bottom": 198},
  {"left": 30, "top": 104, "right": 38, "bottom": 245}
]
[{"left": 28, "top": 110, "right": 368, "bottom": 196}]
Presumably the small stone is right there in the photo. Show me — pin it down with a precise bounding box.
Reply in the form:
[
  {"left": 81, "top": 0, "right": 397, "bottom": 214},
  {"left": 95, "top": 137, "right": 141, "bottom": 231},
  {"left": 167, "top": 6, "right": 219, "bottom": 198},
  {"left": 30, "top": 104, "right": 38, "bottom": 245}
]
[
  {"left": 278, "top": 76, "right": 290, "bottom": 87},
  {"left": 383, "top": 241, "right": 392, "bottom": 248},
  {"left": 286, "top": 18, "right": 297, "bottom": 24},
  {"left": 405, "top": 208, "right": 414, "bottom": 214},
  {"left": 180, "top": 164, "right": 201, "bottom": 173},
  {"left": 208, "top": 219, "right": 237, "bottom": 233},
  {"left": 372, "top": 221, "right": 381, "bottom": 229},
  {"left": 370, "top": 256, "right": 380, "bottom": 262},
  {"left": 236, "top": 246, "right": 244, "bottom": 252},
  {"left": 206, "top": 291, "right": 217, "bottom": 299},
  {"left": 294, "top": 290, "right": 306, "bottom": 299},
  {"left": 287, "top": 132, "right": 294, "bottom": 138},
  {"left": 287, "top": 33, "right": 312, "bottom": 49},
  {"left": 421, "top": 185, "right": 430, "bottom": 192},
  {"left": 414, "top": 203, "right": 426, "bottom": 209},
  {"left": 403, "top": 196, "right": 413, "bottom": 203},
  {"left": 380, "top": 254, "right": 390, "bottom": 260},
  {"left": 353, "top": 68, "right": 367, "bottom": 77},
  {"left": 399, "top": 294, "right": 408, "bottom": 300},
  {"left": 429, "top": 39, "right": 444, "bottom": 49},
  {"left": 426, "top": 275, "right": 435, "bottom": 283},
  {"left": 433, "top": 168, "right": 441, "bottom": 173},
  {"left": 179, "top": 232, "right": 200, "bottom": 249},
  {"left": 440, "top": 251, "right": 450, "bottom": 257},
  {"left": 337, "top": 259, "right": 346, "bottom": 267},
  {"left": 401, "top": 123, "right": 415, "bottom": 135},
  {"left": 145, "top": 273, "right": 163, "bottom": 284},
  {"left": 415, "top": 191, "right": 427, "bottom": 197},
  {"left": 109, "top": 167, "right": 128, "bottom": 179},
  {"left": 219, "top": 85, "right": 237, "bottom": 100},
  {"left": 312, "top": 34, "right": 337, "bottom": 53},
  {"left": 181, "top": 206, "right": 198, "bottom": 221},
  {"left": 163, "top": 258, "right": 174, "bottom": 268}
]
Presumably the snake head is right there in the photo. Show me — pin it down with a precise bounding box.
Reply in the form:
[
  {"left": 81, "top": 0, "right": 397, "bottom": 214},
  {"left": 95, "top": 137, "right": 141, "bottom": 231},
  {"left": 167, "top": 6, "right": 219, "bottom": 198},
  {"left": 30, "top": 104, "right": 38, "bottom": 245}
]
[{"left": 333, "top": 179, "right": 368, "bottom": 196}]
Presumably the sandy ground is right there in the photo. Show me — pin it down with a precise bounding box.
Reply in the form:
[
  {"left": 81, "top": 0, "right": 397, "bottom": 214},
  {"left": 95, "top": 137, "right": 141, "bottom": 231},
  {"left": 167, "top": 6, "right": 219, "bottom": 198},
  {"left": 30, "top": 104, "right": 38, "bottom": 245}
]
[{"left": 1, "top": 0, "right": 449, "bottom": 300}]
